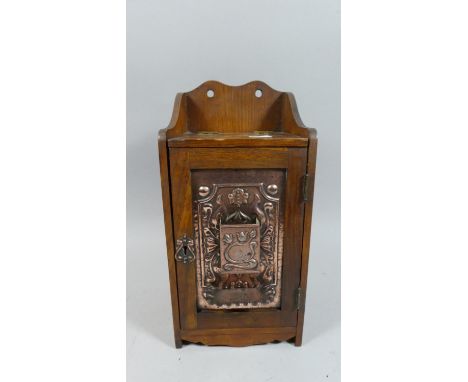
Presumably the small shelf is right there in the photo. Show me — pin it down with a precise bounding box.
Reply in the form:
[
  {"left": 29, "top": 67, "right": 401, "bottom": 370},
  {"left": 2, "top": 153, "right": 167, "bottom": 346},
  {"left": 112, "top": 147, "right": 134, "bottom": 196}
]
[
  {"left": 168, "top": 131, "right": 308, "bottom": 148},
  {"left": 161, "top": 81, "right": 315, "bottom": 148}
]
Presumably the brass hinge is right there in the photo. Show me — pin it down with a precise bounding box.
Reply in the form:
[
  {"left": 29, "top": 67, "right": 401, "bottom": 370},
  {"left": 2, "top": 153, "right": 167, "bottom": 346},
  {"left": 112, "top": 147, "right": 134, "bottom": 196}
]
[
  {"left": 303, "top": 174, "right": 313, "bottom": 202},
  {"left": 296, "top": 287, "right": 304, "bottom": 310}
]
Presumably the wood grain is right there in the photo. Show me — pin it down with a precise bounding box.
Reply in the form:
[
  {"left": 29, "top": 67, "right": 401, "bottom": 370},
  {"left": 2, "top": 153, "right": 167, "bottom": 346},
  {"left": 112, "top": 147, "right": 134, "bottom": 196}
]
[
  {"left": 169, "top": 148, "right": 302, "bottom": 330},
  {"left": 168, "top": 149, "right": 198, "bottom": 330},
  {"left": 180, "top": 327, "right": 296, "bottom": 347},
  {"left": 157, "top": 129, "right": 182, "bottom": 348},
  {"left": 168, "top": 132, "right": 308, "bottom": 148},
  {"left": 158, "top": 81, "right": 318, "bottom": 347}
]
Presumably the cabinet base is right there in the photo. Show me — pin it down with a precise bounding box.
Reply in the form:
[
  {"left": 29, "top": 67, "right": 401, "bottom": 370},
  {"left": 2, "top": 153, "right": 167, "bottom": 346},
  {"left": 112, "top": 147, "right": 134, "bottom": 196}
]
[{"left": 179, "top": 327, "right": 297, "bottom": 347}]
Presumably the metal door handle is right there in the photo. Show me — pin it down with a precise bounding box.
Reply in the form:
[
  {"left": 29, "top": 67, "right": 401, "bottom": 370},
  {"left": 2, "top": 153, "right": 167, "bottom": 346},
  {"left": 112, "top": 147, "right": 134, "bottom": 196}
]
[{"left": 175, "top": 234, "right": 195, "bottom": 264}]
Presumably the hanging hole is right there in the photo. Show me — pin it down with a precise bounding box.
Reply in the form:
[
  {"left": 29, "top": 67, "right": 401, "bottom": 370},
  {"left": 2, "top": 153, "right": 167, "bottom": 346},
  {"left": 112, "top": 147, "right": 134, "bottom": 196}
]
[
  {"left": 206, "top": 89, "right": 215, "bottom": 98},
  {"left": 255, "top": 89, "right": 263, "bottom": 98}
]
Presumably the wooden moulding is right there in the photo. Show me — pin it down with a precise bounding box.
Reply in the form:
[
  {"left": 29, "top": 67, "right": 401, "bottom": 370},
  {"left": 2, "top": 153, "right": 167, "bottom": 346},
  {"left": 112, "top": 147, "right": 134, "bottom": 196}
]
[
  {"left": 158, "top": 81, "right": 317, "bottom": 348},
  {"left": 180, "top": 327, "right": 297, "bottom": 347}
]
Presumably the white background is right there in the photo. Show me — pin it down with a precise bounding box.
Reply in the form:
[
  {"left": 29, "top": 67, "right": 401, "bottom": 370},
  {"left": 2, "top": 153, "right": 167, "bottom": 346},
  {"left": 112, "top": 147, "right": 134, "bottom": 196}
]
[
  {"left": 126, "top": 0, "right": 340, "bottom": 381},
  {"left": 1, "top": 1, "right": 468, "bottom": 381}
]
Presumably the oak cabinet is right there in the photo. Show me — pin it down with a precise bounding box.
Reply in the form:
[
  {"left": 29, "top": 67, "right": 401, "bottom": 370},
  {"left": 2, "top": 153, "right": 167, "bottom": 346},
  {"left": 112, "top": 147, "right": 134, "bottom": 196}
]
[{"left": 158, "top": 81, "right": 317, "bottom": 347}]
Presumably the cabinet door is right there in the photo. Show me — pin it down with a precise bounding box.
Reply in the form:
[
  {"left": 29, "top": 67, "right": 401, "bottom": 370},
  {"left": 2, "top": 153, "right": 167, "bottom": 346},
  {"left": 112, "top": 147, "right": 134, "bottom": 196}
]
[{"left": 169, "top": 147, "right": 306, "bottom": 330}]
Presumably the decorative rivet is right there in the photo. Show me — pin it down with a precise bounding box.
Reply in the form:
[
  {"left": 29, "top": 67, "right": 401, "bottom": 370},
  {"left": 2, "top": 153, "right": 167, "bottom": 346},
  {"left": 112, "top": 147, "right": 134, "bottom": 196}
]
[
  {"left": 198, "top": 186, "right": 210, "bottom": 197},
  {"left": 267, "top": 184, "right": 278, "bottom": 195}
]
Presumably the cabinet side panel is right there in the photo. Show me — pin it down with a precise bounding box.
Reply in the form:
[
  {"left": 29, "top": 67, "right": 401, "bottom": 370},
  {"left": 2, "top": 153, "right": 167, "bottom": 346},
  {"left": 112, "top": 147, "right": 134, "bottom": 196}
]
[
  {"left": 158, "top": 130, "right": 182, "bottom": 348},
  {"left": 295, "top": 132, "right": 318, "bottom": 346}
]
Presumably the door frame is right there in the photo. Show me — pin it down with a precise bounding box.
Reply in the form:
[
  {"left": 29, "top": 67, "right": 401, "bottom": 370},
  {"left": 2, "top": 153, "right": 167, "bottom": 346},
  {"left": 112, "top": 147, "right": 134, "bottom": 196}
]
[{"left": 169, "top": 147, "right": 307, "bottom": 330}]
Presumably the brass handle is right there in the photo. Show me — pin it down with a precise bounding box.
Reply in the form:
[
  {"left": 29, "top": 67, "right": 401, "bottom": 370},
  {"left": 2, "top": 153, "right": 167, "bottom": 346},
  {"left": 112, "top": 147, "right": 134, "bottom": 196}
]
[{"left": 175, "top": 234, "right": 195, "bottom": 264}]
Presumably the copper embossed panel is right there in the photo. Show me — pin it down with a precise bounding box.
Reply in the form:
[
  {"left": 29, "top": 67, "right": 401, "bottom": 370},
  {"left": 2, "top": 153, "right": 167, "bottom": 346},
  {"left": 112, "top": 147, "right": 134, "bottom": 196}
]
[{"left": 192, "top": 170, "right": 285, "bottom": 310}]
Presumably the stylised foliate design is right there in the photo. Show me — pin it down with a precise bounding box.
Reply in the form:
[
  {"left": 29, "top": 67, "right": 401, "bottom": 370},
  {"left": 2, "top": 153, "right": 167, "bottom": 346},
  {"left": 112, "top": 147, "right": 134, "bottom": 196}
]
[
  {"left": 221, "top": 225, "right": 259, "bottom": 272},
  {"left": 228, "top": 188, "right": 249, "bottom": 206},
  {"left": 192, "top": 173, "right": 284, "bottom": 310}
]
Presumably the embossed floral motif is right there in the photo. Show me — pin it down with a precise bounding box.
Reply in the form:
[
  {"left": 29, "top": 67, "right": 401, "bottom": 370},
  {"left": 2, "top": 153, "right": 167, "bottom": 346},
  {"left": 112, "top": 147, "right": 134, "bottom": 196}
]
[
  {"left": 223, "top": 233, "right": 233, "bottom": 244},
  {"left": 228, "top": 188, "right": 249, "bottom": 206},
  {"left": 222, "top": 230, "right": 257, "bottom": 245}
]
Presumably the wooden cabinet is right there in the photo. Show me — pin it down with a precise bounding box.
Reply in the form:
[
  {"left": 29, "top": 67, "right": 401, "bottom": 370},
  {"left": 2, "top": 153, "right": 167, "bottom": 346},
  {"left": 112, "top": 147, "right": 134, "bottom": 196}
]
[{"left": 158, "top": 81, "right": 317, "bottom": 347}]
